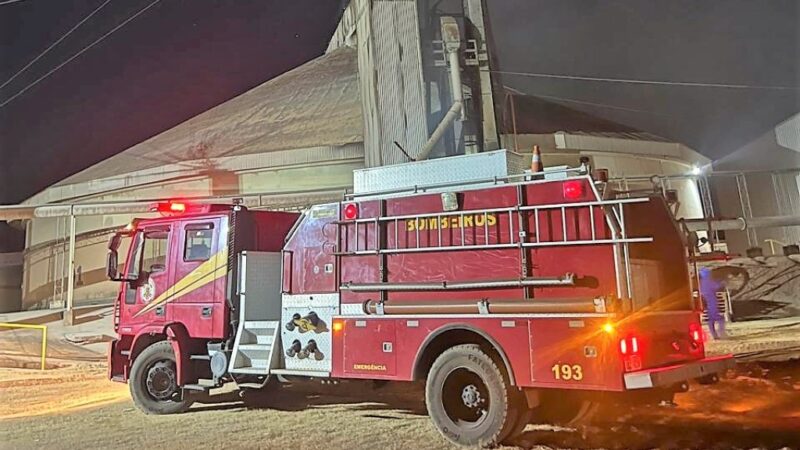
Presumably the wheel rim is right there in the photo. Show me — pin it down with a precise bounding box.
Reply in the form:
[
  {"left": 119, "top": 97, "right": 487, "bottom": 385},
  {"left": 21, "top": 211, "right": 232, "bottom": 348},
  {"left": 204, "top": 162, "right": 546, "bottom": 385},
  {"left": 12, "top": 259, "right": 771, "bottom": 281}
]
[
  {"left": 441, "top": 367, "right": 491, "bottom": 428},
  {"left": 145, "top": 360, "right": 178, "bottom": 401}
]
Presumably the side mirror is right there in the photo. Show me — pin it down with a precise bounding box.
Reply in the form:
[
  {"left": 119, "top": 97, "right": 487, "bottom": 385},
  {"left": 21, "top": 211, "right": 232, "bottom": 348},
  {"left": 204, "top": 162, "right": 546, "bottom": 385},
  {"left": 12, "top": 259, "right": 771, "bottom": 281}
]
[{"left": 106, "top": 250, "right": 120, "bottom": 281}]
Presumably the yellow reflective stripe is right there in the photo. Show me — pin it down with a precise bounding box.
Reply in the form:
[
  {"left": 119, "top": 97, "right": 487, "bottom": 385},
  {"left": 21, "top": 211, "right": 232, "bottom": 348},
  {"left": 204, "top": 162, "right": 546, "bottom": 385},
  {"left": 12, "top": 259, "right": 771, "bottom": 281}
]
[{"left": 134, "top": 247, "right": 228, "bottom": 317}]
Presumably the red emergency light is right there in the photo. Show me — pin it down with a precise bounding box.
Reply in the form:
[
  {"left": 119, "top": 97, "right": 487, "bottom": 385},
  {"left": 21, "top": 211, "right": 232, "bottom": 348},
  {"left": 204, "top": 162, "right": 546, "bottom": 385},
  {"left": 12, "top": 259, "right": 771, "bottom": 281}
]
[
  {"left": 154, "top": 201, "right": 187, "bottom": 215},
  {"left": 562, "top": 180, "right": 585, "bottom": 200},
  {"left": 343, "top": 203, "right": 358, "bottom": 220}
]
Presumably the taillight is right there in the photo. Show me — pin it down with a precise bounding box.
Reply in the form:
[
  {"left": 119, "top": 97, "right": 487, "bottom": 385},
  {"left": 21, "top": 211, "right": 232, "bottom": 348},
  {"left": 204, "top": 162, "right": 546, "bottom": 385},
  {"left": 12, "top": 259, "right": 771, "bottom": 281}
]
[
  {"left": 619, "top": 335, "right": 640, "bottom": 355},
  {"left": 689, "top": 323, "right": 703, "bottom": 346},
  {"left": 343, "top": 203, "right": 358, "bottom": 220},
  {"left": 620, "top": 334, "right": 643, "bottom": 372},
  {"left": 562, "top": 180, "right": 585, "bottom": 200}
]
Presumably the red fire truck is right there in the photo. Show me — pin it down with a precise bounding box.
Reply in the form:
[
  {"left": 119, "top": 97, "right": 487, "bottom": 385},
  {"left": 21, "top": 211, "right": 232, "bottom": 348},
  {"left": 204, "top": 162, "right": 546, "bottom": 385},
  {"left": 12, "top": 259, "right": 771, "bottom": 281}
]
[{"left": 107, "top": 154, "right": 733, "bottom": 447}]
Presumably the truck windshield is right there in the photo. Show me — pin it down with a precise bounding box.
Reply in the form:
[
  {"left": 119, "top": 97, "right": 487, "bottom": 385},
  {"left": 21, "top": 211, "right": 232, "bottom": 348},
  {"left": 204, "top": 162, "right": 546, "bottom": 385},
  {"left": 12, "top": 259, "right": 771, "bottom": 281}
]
[{"left": 126, "top": 229, "right": 170, "bottom": 280}]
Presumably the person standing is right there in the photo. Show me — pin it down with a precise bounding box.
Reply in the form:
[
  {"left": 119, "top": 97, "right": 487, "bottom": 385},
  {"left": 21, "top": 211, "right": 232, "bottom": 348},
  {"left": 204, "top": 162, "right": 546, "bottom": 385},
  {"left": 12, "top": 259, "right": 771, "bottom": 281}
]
[{"left": 699, "top": 267, "right": 726, "bottom": 339}]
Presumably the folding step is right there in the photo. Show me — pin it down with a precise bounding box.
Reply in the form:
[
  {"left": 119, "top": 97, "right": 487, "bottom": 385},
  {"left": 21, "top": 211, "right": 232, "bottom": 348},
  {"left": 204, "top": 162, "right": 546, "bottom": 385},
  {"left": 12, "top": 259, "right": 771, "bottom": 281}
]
[
  {"left": 230, "top": 319, "right": 281, "bottom": 375},
  {"left": 190, "top": 354, "right": 211, "bottom": 361},
  {"left": 238, "top": 344, "right": 272, "bottom": 351},
  {"left": 248, "top": 359, "right": 270, "bottom": 368},
  {"left": 244, "top": 321, "right": 278, "bottom": 330},
  {"left": 231, "top": 367, "right": 269, "bottom": 375},
  {"left": 182, "top": 384, "right": 210, "bottom": 392},
  {"left": 255, "top": 334, "right": 275, "bottom": 345}
]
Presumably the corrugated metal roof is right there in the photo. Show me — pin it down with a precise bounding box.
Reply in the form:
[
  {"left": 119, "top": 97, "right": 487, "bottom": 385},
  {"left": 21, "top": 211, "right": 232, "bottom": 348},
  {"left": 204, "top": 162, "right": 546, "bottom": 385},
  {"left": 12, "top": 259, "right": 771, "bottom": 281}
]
[{"left": 58, "top": 47, "right": 362, "bottom": 186}]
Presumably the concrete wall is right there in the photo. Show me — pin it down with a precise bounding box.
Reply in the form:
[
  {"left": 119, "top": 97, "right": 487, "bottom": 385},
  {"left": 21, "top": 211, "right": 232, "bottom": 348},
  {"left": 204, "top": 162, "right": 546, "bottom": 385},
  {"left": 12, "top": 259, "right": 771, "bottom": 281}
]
[
  {"left": 503, "top": 133, "right": 706, "bottom": 221},
  {"left": 21, "top": 149, "right": 363, "bottom": 310}
]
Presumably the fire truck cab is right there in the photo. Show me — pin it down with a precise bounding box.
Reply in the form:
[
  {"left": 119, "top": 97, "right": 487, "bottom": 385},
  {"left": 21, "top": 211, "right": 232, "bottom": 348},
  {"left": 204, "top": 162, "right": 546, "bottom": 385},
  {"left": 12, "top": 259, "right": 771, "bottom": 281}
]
[{"left": 107, "top": 152, "right": 733, "bottom": 447}]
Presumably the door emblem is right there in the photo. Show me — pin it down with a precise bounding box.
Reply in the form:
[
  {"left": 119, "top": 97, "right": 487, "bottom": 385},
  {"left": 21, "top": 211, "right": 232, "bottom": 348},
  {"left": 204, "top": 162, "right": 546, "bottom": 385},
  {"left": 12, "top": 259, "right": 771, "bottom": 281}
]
[{"left": 140, "top": 278, "right": 156, "bottom": 304}]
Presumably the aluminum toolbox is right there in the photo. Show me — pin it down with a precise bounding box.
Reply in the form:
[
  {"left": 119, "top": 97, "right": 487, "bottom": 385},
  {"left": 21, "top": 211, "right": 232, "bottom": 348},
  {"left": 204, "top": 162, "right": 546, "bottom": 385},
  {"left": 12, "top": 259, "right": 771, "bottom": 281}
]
[{"left": 353, "top": 150, "right": 527, "bottom": 195}]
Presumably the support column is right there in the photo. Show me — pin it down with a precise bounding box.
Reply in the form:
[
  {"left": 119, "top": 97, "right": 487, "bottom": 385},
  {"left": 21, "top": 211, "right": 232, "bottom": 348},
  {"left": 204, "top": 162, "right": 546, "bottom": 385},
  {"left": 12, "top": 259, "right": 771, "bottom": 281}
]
[
  {"left": 464, "top": 0, "right": 499, "bottom": 152},
  {"left": 63, "top": 211, "right": 76, "bottom": 325}
]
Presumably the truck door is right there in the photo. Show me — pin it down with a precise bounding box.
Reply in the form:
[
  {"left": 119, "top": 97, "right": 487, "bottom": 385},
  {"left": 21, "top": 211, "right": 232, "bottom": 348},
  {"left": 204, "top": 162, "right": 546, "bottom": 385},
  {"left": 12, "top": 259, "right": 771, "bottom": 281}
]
[
  {"left": 169, "top": 218, "right": 225, "bottom": 338},
  {"left": 118, "top": 226, "right": 173, "bottom": 333}
]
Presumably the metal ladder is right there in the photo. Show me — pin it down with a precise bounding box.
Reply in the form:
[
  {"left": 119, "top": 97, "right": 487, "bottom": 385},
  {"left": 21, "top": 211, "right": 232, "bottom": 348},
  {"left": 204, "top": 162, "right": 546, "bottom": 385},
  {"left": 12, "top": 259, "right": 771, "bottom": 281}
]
[
  {"left": 229, "top": 320, "right": 280, "bottom": 374},
  {"left": 337, "top": 197, "right": 653, "bottom": 255}
]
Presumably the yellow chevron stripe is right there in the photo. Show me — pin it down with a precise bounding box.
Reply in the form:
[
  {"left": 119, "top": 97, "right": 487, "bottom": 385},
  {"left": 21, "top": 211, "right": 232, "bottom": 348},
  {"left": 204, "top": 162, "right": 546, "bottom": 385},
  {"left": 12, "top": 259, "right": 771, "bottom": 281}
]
[{"left": 134, "top": 246, "right": 228, "bottom": 317}]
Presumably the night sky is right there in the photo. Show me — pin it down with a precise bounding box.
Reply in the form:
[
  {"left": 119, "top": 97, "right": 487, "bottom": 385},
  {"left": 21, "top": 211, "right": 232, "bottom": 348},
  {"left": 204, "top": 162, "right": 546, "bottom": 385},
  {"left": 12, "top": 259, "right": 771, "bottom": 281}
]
[
  {"left": 1, "top": 0, "right": 344, "bottom": 204},
  {"left": 1, "top": 0, "right": 798, "bottom": 207}
]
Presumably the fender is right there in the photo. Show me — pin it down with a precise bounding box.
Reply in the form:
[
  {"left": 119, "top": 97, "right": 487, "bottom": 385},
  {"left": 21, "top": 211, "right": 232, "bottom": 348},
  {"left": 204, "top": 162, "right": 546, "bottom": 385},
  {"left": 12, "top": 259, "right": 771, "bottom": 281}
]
[
  {"left": 411, "top": 322, "right": 517, "bottom": 386},
  {"left": 129, "top": 326, "right": 168, "bottom": 360},
  {"left": 125, "top": 324, "right": 191, "bottom": 384},
  {"left": 165, "top": 323, "right": 192, "bottom": 386}
]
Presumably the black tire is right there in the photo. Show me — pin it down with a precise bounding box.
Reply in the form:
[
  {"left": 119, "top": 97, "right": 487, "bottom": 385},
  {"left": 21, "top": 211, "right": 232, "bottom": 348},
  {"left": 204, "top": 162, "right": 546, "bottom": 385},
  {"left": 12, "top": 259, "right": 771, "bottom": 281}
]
[
  {"left": 501, "top": 394, "right": 533, "bottom": 446},
  {"left": 129, "top": 340, "right": 193, "bottom": 414},
  {"left": 425, "top": 344, "right": 518, "bottom": 447}
]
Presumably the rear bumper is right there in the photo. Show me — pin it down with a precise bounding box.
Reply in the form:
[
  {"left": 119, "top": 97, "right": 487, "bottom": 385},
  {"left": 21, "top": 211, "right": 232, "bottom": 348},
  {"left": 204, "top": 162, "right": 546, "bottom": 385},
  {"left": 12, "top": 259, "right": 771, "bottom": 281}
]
[{"left": 624, "top": 355, "right": 735, "bottom": 390}]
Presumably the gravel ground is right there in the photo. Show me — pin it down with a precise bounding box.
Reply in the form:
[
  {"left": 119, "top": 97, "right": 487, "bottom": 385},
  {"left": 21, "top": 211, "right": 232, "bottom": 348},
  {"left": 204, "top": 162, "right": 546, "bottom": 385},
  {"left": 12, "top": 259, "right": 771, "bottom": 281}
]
[
  {"left": 2, "top": 314, "right": 799, "bottom": 449},
  {"left": 1, "top": 360, "right": 799, "bottom": 450}
]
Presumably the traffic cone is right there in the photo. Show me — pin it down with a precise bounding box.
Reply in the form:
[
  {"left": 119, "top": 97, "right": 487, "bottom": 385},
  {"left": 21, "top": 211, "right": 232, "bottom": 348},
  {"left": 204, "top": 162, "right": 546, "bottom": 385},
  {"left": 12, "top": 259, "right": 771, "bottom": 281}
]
[{"left": 531, "top": 145, "right": 543, "bottom": 173}]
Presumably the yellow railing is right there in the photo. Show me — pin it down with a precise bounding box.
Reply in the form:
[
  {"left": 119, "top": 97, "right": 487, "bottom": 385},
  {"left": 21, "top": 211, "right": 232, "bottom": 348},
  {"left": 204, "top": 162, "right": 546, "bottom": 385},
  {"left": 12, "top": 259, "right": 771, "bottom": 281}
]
[{"left": 0, "top": 323, "right": 48, "bottom": 370}]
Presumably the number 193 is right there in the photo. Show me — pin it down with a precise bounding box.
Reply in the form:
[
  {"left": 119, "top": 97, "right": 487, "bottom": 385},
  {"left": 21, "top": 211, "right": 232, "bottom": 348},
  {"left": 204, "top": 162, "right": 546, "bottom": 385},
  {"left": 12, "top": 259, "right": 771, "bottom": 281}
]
[{"left": 551, "top": 363, "right": 583, "bottom": 381}]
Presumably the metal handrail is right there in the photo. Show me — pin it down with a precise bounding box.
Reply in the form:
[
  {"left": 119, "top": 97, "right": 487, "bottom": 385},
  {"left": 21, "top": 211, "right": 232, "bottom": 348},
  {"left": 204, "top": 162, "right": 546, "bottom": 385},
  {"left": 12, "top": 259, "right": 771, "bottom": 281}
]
[{"left": 344, "top": 197, "right": 650, "bottom": 225}]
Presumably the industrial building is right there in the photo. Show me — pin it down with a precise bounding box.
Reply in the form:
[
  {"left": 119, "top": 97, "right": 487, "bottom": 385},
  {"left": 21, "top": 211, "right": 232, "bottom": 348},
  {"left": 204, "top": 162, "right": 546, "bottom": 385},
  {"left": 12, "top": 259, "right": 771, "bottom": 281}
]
[{"left": 2, "top": 0, "right": 797, "bottom": 313}]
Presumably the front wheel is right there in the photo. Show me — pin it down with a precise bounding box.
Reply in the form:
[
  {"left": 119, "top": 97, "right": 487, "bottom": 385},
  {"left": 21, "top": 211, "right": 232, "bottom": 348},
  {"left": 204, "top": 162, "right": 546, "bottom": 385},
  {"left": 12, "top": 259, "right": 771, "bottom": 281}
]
[
  {"left": 129, "top": 340, "right": 193, "bottom": 414},
  {"left": 425, "top": 344, "right": 522, "bottom": 447}
]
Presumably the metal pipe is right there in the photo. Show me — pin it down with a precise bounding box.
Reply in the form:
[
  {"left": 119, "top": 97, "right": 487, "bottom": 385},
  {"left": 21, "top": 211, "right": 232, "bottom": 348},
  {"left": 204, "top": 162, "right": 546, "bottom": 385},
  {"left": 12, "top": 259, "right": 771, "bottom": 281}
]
[
  {"left": 363, "top": 298, "right": 604, "bottom": 315},
  {"left": 342, "top": 275, "right": 575, "bottom": 292},
  {"left": 683, "top": 215, "right": 800, "bottom": 232},
  {"left": 417, "top": 100, "right": 463, "bottom": 161},
  {"left": 417, "top": 17, "right": 463, "bottom": 161},
  {"left": 0, "top": 186, "right": 349, "bottom": 222}
]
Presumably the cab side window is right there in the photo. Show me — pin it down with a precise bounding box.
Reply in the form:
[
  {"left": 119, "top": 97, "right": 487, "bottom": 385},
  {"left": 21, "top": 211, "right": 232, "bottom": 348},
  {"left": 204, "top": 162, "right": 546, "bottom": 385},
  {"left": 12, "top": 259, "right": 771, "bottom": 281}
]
[
  {"left": 184, "top": 224, "right": 214, "bottom": 262},
  {"left": 125, "top": 229, "right": 169, "bottom": 304},
  {"left": 143, "top": 231, "right": 169, "bottom": 273}
]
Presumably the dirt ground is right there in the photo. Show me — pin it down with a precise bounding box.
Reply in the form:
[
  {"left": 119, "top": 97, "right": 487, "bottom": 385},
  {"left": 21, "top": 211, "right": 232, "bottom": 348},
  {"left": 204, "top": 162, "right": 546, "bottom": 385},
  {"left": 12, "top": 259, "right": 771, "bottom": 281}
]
[
  {"left": 2, "top": 313, "right": 800, "bottom": 449},
  {"left": 1, "top": 360, "right": 799, "bottom": 450}
]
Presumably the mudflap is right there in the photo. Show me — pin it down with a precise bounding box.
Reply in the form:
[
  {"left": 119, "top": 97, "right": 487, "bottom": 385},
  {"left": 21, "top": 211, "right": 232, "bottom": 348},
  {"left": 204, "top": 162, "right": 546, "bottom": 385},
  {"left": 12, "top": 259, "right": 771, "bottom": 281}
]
[{"left": 108, "top": 339, "right": 128, "bottom": 382}]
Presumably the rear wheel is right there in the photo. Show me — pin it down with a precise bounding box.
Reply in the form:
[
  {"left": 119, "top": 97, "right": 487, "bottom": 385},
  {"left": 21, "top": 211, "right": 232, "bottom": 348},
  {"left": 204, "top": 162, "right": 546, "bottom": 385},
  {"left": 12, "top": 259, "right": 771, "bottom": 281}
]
[
  {"left": 425, "top": 344, "right": 521, "bottom": 447},
  {"left": 129, "top": 340, "right": 194, "bottom": 414}
]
